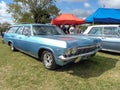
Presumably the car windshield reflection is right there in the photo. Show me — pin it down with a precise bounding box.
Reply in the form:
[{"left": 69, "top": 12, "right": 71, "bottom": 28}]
[{"left": 32, "top": 25, "right": 65, "bottom": 35}]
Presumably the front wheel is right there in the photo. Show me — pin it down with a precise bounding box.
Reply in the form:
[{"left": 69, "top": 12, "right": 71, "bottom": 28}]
[{"left": 41, "top": 50, "right": 57, "bottom": 70}]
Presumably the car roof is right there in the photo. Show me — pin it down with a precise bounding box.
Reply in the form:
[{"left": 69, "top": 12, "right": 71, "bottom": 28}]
[
  {"left": 83, "top": 24, "right": 120, "bottom": 34},
  {"left": 10, "top": 24, "right": 54, "bottom": 27},
  {"left": 89, "top": 24, "right": 120, "bottom": 27}
]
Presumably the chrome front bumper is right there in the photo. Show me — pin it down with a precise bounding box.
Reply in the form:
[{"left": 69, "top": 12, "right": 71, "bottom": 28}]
[{"left": 58, "top": 49, "right": 100, "bottom": 61}]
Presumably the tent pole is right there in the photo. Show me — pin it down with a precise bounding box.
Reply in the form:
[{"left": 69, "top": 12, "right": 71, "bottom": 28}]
[{"left": 93, "top": 17, "right": 94, "bottom": 25}]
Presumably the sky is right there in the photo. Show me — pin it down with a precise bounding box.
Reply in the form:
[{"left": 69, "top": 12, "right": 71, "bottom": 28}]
[{"left": 1, "top": 0, "right": 120, "bottom": 24}]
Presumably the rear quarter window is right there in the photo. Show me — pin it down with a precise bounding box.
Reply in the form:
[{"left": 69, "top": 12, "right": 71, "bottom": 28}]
[
  {"left": 7, "top": 26, "right": 19, "bottom": 33},
  {"left": 103, "top": 27, "right": 118, "bottom": 36}
]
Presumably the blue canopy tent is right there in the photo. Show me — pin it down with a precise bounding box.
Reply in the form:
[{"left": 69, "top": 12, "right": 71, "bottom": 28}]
[{"left": 86, "top": 8, "right": 120, "bottom": 24}]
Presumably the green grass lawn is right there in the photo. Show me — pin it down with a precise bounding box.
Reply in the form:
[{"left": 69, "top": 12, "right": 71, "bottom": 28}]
[{"left": 0, "top": 38, "right": 120, "bottom": 90}]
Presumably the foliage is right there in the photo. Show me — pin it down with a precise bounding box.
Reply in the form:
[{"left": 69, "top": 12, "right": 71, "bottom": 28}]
[
  {"left": 78, "top": 24, "right": 94, "bottom": 33},
  {"left": 7, "top": 0, "right": 60, "bottom": 24},
  {"left": 0, "top": 22, "right": 11, "bottom": 32},
  {"left": 0, "top": 37, "right": 120, "bottom": 90}
]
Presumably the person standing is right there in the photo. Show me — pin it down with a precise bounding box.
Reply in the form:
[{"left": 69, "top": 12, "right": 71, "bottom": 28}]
[
  {"left": 61, "top": 25, "right": 68, "bottom": 34},
  {"left": 69, "top": 25, "right": 75, "bottom": 34},
  {"left": 0, "top": 30, "right": 4, "bottom": 43},
  {"left": 74, "top": 25, "right": 79, "bottom": 34},
  {"left": 0, "top": 30, "right": 3, "bottom": 37}
]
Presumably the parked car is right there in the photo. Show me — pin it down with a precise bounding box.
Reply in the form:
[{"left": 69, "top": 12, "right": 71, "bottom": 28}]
[
  {"left": 83, "top": 25, "right": 120, "bottom": 53},
  {"left": 4, "top": 24, "right": 101, "bottom": 69}
]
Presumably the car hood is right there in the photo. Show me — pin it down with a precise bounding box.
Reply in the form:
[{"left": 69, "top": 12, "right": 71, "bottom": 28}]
[{"left": 35, "top": 35, "right": 101, "bottom": 48}]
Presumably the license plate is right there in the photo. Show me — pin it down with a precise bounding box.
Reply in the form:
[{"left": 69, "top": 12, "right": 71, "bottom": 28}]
[{"left": 74, "top": 57, "right": 81, "bottom": 63}]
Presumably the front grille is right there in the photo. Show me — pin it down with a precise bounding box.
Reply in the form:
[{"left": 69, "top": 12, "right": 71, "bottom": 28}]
[
  {"left": 64, "top": 45, "right": 98, "bottom": 58},
  {"left": 76, "top": 46, "right": 97, "bottom": 55}
]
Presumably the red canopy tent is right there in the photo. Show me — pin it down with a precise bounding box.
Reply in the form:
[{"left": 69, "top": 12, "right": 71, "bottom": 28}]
[{"left": 51, "top": 14, "right": 85, "bottom": 25}]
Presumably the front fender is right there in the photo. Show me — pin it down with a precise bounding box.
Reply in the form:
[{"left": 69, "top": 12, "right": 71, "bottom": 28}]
[
  {"left": 37, "top": 46, "right": 65, "bottom": 65},
  {"left": 8, "top": 40, "right": 14, "bottom": 46}
]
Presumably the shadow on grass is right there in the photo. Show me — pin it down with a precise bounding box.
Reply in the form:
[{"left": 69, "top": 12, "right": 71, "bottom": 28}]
[
  {"left": 15, "top": 50, "right": 118, "bottom": 79},
  {"left": 56, "top": 54, "right": 118, "bottom": 78},
  {"left": 100, "top": 51, "right": 120, "bottom": 55}
]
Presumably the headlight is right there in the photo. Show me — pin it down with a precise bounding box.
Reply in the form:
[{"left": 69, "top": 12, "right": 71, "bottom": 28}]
[
  {"left": 64, "top": 49, "right": 71, "bottom": 56},
  {"left": 96, "top": 43, "right": 101, "bottom": 48},
  {"left": 64, "top": 47, "right": 78, "bottom": 57},
  {"left": 71, "top": 48, "right": 77, "bottom": 54}
]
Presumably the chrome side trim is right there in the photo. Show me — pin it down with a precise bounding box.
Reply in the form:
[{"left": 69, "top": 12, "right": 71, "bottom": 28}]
[
  {"left": 59, "top": 49, "right": 100, "bottom": 61},
  {"left": 102, "top": 48, "right": 120, "bottom": 53}
]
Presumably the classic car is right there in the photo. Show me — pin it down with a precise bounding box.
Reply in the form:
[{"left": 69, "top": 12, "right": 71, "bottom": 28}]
[
  {"left": 83, "top": 25, "right": 120, "bottom": 53},
  {"left": 4, "top": 24, "right": 101, "bottom": 69}
]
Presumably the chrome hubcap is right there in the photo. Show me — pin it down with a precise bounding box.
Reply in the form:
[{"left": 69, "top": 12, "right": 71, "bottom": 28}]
[
  {"left": 43, "top": 53, "right": 53, "bottom": 67},
  {"left": 11, "top": 44, "right": 14, "bottom": 51}
]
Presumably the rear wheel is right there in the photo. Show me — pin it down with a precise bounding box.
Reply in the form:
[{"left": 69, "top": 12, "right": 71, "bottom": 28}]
[
  {"left": 41, "top": 50, "right": 57, "bottom": 70},
  {"left": 10, "top": 43, "right": 16, "bottom": 51}
]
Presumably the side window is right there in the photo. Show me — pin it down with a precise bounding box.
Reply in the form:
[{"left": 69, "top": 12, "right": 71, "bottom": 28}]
[
  {"left": 103, "top": 27, "right": 118, "bottom": 36},
  {"left": 118, "top": 29, "right": 120, "bottom": 34},
  {"left": 16, "top": 26, "right": 23, "bottom": 35},
  {"left": 8, "top": 26, "right": 19, "bottom": 33},
  {"left": 23, "top": 26, "right": 31, "bottom": 35},
  {"left": 119, "top": 27, "right": 120, "bottom": 34},
  {"left": 88, "top": 27, "right": 102, "bottom": 35}
]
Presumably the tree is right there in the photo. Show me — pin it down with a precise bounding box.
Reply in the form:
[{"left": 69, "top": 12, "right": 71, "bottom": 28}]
[
  {"left": 7, "top": 0, "right": 60, "bottom": 24},
  {"left": 0, "top": 22, "right": 10, "bottom": 32}
]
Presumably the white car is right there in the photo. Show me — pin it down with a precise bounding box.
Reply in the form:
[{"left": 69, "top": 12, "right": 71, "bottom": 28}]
[{"left": 83, "top": 25, "right": 120, "bottom": 53}]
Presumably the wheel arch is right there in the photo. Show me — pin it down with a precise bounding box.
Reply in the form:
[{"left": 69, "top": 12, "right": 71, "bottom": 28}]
[
  {"left": 8, "top": 40, "right": 13, "bottom": 46},
  {"left": 38, "top": 47, "right": 55, "bottom": 61}
]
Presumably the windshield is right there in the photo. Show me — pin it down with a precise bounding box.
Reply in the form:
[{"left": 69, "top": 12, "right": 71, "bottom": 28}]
[{"left": 32, "top": 25, "right": 65, "bottom": 35}]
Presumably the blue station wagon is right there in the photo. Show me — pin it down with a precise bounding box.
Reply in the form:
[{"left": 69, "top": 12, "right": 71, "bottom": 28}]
[{"left": 4, "top": 24, "right": 101, "bottom": 69}]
